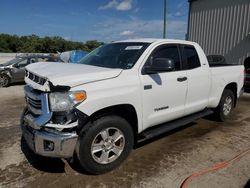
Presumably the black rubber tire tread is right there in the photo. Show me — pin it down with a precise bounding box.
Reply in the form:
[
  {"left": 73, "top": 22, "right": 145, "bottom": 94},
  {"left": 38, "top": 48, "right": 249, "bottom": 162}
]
[{"left": 77, "top": 115, "right": 134, "bottom": 174}]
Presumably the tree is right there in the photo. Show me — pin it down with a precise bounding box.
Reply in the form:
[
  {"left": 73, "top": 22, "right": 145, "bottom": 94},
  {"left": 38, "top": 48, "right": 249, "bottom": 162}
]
[
  {"left": 0, "top": 33, "right": 103, "bottom": 53},
  {"left": 85, "top": 40, "right": 104, "bottom": 51}
]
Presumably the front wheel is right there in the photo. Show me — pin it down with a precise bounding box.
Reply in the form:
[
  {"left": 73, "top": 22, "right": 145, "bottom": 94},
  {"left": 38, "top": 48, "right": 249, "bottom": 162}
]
[
  {"left": 0, "top": 74, "right": 10, "bottom": 87},
  {"left": 77, "top": 115, "right": 134, "bottom": 174},
  {"left": 215, "top": 89, "right": 235, "bottom": 121}
]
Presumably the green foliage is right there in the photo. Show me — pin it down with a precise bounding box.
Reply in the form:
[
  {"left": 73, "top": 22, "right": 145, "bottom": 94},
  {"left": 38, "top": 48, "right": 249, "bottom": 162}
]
[{"left": 0, "top": 33, "right": 104, "bottom": 53}]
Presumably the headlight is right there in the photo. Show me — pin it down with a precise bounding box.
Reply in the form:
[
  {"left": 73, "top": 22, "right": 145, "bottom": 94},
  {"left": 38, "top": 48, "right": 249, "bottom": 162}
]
[{"left": 49, "top": 91, "right": 87, "bottom": 112}]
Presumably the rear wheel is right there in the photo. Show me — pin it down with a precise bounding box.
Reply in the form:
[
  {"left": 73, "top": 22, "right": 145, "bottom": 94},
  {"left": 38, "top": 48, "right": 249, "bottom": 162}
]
[
  {"left": 215, "top": 89, "right": 235, "bottom": 121},
  {"left": 77, "top": 115, "right": 134, "bottom": 174},
  {"left": 0, "top": 74, "right": 10, "bottom": 87}
]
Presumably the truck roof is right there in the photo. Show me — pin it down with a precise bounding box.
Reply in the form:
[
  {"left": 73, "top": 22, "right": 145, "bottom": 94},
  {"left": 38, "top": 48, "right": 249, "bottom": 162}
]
[{"left": 113, "top": 38, "right": 198, "bottom": 46}]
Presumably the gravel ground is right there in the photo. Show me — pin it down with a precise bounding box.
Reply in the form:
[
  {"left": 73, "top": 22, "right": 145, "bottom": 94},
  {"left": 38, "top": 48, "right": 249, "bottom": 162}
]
[{"left": 0, "top": 85, "right": 250, "bottom": 188}]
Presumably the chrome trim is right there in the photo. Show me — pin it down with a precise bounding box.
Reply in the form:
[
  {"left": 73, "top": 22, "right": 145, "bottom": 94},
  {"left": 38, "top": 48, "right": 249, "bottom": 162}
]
[
  {"left": 21, "top": 123, "right": 78, "bottom": 158},
  {"left": 24, "top": 114, "right": 38, "bottom": 130},
  {"left": 24, "top": 85, "right": 40, "bottom": 100},
  {"left": 27, "top": 104, "right": 42, "bottom": 115},
  {"left": 45, "top": 121, "right": 78, "bottom": 129},
  {"left": 22, "top": 85, "right": 79, "bottom": 158},
  {"left": 24, "top": 85, "right": 52, "bottom": 129},
  {"left": 35, "top": 130, "right": 78, "bottom": 158}
]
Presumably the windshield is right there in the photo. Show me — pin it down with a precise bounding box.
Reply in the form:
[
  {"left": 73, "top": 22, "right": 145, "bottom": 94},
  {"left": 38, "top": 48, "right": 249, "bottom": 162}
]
[
  {"left": 78, "top": 42, "right": 150, "bottom": 69},
  {"left": 2, "top": 58, "right": 24, "bottom": 66}
]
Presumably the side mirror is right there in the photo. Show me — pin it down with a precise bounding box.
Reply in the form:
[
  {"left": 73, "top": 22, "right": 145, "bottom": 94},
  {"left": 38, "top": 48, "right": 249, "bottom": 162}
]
[{"left": 143, "top": 58, "right": 175, "bottom": 74}]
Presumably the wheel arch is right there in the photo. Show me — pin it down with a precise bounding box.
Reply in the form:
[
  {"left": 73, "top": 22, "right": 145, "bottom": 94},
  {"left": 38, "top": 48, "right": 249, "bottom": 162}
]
[
  {"left": 78, "top": 104, "right": 139, "bottom": 144},
  {"left": 1, "top": 70, "right": 12, "bottom": 78}
]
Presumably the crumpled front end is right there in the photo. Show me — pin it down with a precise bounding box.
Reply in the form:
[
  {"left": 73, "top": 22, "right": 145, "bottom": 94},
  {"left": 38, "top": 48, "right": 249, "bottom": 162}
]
[
  {"left": 24, "top": 70, "right": 51, "bottom": 91},
  {"left": 20, "top": 85, "right": 84, "bottom": 158}
]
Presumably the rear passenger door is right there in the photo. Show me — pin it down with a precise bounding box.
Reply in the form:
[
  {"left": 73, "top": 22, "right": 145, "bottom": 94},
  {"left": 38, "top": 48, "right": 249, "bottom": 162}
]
[{"left": 181, "top": 45, "right": 210, "bottom": 115}]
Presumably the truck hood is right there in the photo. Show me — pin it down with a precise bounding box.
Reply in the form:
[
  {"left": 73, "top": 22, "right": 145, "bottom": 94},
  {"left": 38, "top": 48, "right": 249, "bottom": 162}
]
[{"left": 25, "top": 62, "right": 122, "bottom": 88}]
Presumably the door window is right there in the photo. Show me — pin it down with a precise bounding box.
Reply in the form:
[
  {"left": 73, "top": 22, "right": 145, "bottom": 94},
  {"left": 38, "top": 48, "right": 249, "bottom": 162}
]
[
  {"left": 16, "top": 59, "right": 29, "bottom": 68},
  {"left": 16, "top": 58, "right": 37, "bottom": 68},
  {"left": 145, "top": 45, "right": 181, "bottom": 71}
]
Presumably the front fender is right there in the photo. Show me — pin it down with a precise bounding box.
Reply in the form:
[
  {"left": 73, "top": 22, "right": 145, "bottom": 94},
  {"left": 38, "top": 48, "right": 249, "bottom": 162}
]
[
  {"left": 72, "top": 70, "right": 143, "bottom": 132},
  {"left": 0, "top": 69, "right": 12, "bottom": 78}
]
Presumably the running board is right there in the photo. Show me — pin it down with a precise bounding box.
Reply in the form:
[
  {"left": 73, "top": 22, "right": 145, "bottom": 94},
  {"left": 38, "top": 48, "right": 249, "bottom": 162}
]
[{"left": 138, "top": 109, "right": 214, "bottom": 143}]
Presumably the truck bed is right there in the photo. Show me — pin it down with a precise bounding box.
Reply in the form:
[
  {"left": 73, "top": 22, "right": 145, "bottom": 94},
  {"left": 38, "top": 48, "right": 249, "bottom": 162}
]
[{"left": 209, "top": 63, "right": 241, "bottom": 67}]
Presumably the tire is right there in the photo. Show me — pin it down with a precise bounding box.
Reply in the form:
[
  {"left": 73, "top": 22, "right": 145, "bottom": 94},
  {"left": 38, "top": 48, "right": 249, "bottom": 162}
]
[
  {"left": 0, "top": 74, "right": 10, "bottom": 87},
  {"left": 214, "top": 89, "right": 235, "bottom": 122},
  {"left": 77, "top": 115, "right": 134, "bottom": 174}
]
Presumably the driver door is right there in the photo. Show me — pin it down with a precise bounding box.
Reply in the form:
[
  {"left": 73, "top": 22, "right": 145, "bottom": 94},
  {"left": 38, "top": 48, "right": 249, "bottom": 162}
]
[
  {"left": 12, "top": 59, "right": 30, "bottom": 81},
  {"left": 140, "top": 44, "right": 188, "bottom": 130}
]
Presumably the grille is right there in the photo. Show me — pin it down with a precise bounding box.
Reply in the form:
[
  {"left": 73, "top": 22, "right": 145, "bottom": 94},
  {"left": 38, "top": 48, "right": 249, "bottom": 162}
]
[
  {"left": 26, "top": 70, "right": 47, "bottom": 85},
  {"left": 26, "top": 97, "right": 42, "bottom": 115},
  {"left": 25, "top": 87, "right": 42, "bottom": 115},
  {"left": 27, "top": 97, "right": 41, "bottom": 109},
  {"left": 24, "top": 85, "right": 52, "bottom": 128}
]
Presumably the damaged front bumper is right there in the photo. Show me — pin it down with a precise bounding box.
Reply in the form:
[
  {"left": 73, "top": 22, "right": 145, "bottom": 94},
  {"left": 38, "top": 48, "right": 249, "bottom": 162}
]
[
  {"left": 21, "top": 121, "right": 78, "bottom": 158},
  {"left": 20, "top": 85, "right": 83, "bottom": 158}
]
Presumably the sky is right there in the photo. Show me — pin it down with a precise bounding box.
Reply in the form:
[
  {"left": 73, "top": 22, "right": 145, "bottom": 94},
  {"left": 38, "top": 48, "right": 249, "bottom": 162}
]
[{"left": 0, "top": 0, "right": 189, "bottom": 42}]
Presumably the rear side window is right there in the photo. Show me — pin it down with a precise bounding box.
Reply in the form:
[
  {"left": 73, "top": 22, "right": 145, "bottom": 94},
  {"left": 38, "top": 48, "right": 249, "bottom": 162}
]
[
  {"left": 16, "top": 59, "right": 29, "bottom": 68},
  {"left": 183, "top": 46, "right": 201, "bottom": 69}
]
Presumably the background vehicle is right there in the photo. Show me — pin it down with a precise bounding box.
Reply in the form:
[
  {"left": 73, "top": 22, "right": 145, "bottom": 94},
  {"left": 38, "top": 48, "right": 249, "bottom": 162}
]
[
  {"left": 21, "top": 39, "right": 244, "bottom": 174},
  {"left": 0, "top": 54, "right": 58, "bottom": 87}
]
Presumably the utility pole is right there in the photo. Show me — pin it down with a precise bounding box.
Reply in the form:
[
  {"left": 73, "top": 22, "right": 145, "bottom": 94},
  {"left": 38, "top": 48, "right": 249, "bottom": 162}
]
[{"left": 163, "top": 0, "right": 167, "bottom": 38}]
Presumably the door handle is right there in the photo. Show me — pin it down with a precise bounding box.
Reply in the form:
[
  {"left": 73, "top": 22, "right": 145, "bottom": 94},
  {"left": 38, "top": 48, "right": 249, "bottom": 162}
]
[
  {"left": 177, "top": 77, "right": 187, "bottom": 82},
  {"left": 144, "top": 85, "right": 152, "bottom": 90}
]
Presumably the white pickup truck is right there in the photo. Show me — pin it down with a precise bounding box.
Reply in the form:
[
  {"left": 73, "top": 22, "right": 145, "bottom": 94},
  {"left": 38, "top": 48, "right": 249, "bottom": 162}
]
[{"left": 21, "top": 39, "right": 244, "bottom": 174}]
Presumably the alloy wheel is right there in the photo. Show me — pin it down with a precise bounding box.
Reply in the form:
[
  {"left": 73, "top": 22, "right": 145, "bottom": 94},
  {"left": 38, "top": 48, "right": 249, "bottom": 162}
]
[
  {"left": 91, "top": 127, "right": 125, "bottom": 164},
  {"left": 223, "top": 96, "right": 233, "bottom": 116}
]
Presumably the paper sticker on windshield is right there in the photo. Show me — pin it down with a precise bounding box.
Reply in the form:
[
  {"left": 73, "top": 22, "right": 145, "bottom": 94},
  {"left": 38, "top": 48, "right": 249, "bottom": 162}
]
[{"left": 125, "top": 46, "right": 143, "bottom": 50}]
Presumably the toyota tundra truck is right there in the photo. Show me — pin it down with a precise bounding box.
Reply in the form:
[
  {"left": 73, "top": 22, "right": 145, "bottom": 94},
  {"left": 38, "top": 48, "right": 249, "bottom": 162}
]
[{"left": 21, "top": 39, "right": 244, "bottom": 174}]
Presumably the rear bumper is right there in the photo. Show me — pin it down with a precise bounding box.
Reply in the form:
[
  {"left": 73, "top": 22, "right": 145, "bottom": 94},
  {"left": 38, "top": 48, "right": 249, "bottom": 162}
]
[{"left": 21, "top": 121, "right": 78, "bottom": 158}]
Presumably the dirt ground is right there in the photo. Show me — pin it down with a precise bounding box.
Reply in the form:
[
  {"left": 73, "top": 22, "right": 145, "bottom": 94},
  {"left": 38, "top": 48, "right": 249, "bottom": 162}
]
[{"left": 0, "top": 85, "right": 250, "bottom": 188}]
